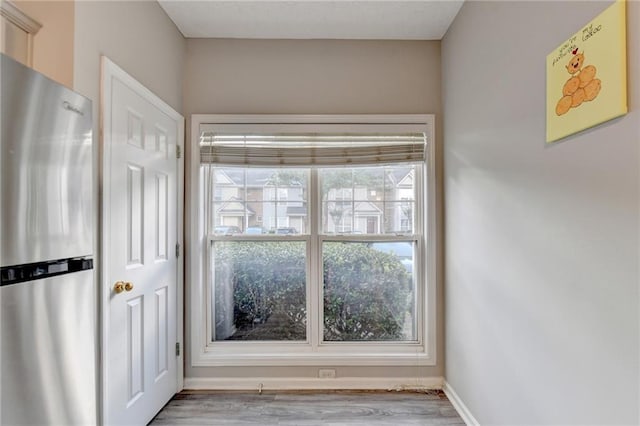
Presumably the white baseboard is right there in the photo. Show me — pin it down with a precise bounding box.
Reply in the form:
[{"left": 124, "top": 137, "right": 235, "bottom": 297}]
[
  {"left": 443, "top": 381, "right": 480, "bottom": 426},
  {"left": 184, "top": 376, "right": 444, "bottom": 391}
]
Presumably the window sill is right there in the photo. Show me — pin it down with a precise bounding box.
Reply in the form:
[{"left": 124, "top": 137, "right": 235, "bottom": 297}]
[{"left": 192, "top": 347, "right": 435, "bottom": 367}]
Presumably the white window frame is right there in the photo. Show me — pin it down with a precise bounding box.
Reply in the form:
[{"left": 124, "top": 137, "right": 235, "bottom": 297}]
[{"left": 189, "top": 115, "right": 437, "bottom": 367}]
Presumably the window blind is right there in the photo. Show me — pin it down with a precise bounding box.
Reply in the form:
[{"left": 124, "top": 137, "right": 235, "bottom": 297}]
[{"left": 200, "top": 133, "right": 426, "bottom": 167}]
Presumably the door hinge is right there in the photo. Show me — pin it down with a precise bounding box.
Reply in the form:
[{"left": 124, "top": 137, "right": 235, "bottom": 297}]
[
  {"left": 176, "top": 145, "right": 181, "bottom": 159},
  {"left": 175, "top": 342, "right": 180, "bottom": 356},
  {"left": 175, "top": 243, "right": 180, "bottom": 258}
]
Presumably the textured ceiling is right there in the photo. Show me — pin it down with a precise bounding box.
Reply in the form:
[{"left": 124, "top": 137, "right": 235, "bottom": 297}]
[{"left": 158, "top": 1, "right": 464, "bottom": 40}]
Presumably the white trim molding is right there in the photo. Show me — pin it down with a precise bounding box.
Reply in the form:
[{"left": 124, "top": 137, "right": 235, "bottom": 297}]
[
  {"left": 0, "top": 0, "right": 41, "bottom": 33},
  {"left": 0, "top": 0, "right": 42, "bottom": 66},
  {"left": 443, "top": 381, "right": 480, "bottom": 426},
  {"left": 184, "top": 376, "right": 444, "bottom": 391}
]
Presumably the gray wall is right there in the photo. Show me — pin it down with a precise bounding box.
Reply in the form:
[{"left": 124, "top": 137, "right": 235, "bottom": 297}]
[
  {"left": 74, "top": 0, "right": 186, "bottom": 114},
  {"left": 185, "top": 39, "right": 440, "bottom": 115},
  {"left": 442, "top": 1, "right": 639, "bottom": 424},
  {"left": 184, "top": 39, "right": 445, "bottom": 380}
]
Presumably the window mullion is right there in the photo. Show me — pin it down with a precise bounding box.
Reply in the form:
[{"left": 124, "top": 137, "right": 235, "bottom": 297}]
[
  {"left": 243, "top": 169, "right": 248, "bottom": 231},
  {"left": 351, "top": 169, "right": 355, "bottom": 233},
  {"left": 416, "top": 163, "right": 426, "bottom": 344},
  {"left": 309, "top": 168, "right": 320, "bottom": 350}
]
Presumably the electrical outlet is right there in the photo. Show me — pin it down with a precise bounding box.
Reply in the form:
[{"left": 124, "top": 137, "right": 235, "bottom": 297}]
[{"left": 318, "top": 368, "right": 336, "bottom": 379}]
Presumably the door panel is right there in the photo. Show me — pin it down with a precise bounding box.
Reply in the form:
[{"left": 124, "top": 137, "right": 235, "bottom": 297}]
[
  {"left": 155, "top": 286, "right": 169, "bottom": 380},
  {"left": 103, "top": 59, "right": 182, "bottom": 425},
  {"left": 127, "top": 296, "right": 144, "bottom": 404},
  {"left": 155, "top": 126, "right": 168, "bottom": 156},
  {"left": 127, "top": 164, "right": 144, "bottom": 267},
  {"left": 156, "top": 173, "right": 168, "bottom": 261},
  {"left": 127, "top": 110, "right": 144, "bottom": 149}
]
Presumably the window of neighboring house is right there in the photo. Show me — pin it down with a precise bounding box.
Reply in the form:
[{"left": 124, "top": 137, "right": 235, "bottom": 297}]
[
  {"left": 399, "top": 197, "right": 413, "bottom": 232},
  {"left": 192, "top": 116, "right": 436, "bottom": 366}
]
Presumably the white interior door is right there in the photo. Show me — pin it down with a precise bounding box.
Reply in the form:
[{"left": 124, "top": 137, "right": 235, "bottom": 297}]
[{"left": 101, "top": 57, "right": 184, "bottom": 426}]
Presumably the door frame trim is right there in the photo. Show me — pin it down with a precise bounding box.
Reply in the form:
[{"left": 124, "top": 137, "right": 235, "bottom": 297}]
[{"left": 100, "top": 56, "right": 184, "bottom": 425}]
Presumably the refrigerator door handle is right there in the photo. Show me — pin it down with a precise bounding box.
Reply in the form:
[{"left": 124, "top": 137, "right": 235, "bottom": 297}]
[{"left": 0, "top": 257, "right": 94, "bottom": 287}]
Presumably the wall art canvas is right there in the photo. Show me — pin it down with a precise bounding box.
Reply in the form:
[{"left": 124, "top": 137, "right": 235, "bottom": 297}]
[{"left": 546, "top": 0, "right": 627, "bottom": 143}]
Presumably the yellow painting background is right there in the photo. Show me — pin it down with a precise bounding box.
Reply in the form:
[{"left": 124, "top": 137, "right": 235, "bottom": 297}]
[{"left": 546, "top": 0, "right": 627, "bottom": 143}]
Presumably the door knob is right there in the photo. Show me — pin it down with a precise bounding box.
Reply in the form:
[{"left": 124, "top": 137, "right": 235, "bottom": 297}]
[
  {"left": 124, "top": 282, "right": 134, "bottom": 292},
  {"left": 113, "top": 281, "right": 125, "bottom": 293}
]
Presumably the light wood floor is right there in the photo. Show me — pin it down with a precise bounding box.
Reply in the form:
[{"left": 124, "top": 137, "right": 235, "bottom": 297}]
[{"left": 150, "top": 390, "right": 465, "bottom": 425}]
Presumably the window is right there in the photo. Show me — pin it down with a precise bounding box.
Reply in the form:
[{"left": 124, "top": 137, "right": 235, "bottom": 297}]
[{"left": 191, "top": 115, "right": 436, "bottom": 366}]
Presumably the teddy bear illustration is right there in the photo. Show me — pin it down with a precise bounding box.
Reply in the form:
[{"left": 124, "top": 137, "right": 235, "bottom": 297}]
[{"left": 555, "top": 49, "right": 602, "bottom": 116}]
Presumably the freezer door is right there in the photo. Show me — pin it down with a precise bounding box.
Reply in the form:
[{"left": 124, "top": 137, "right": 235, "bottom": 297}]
[
  {"left": 1, "top": 54, "right": 93, "bottom": 266},
  {"left": 0, "top": 270, "right": 97, "bottom": 425}
]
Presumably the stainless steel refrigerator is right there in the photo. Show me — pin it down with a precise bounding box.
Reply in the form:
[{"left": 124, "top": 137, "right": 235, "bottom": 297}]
[{"left": 1, "top": 54, "right": 97, "bottom": 425}]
